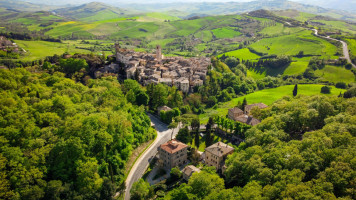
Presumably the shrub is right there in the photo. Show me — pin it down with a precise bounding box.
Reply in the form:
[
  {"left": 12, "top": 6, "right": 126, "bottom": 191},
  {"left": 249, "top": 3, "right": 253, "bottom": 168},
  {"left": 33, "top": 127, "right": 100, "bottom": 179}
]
[
  {"left": 343, "top": 87, "right": 356, "bottom": 98},
  {"left": 345, "top": 63, "right": 352, "bottom": 70},
  {"left": 321, "top": 86, "right": 331, "bottom": 94},
  {"left": 335, "top": 82, "right": 347, "bottom": 89}
]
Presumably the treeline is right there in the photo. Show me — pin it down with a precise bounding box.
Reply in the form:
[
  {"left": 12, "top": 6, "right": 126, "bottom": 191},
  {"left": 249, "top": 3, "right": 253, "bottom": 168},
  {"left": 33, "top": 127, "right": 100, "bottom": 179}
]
[
  {"left": 0, "top": 68, "right": 156, "bottom": 199},
  {"left": 0, "top": 30, "right": 61, "bottom": 42}
]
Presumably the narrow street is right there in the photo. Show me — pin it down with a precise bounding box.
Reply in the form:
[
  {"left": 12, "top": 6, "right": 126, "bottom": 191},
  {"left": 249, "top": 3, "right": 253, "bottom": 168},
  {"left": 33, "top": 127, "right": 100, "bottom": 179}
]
[{"left": 124, "top": 114, "right": 179, "bottom": 200}]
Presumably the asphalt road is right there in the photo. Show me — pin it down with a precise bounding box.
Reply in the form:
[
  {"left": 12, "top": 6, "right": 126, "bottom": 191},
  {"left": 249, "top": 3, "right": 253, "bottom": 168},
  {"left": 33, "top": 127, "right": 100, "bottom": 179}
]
[
  {"left": 124, "top": 113, "right": 179, "bottom": 200},
  {"left": 313, "top": 29, "right": 356, "bottom": 68}
]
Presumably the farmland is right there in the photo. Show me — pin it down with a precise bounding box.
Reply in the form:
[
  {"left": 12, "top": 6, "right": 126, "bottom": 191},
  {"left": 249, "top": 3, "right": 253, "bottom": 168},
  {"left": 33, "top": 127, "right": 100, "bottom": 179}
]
[
  {"left": 248, "top": 30, "right": 339, "bottom": 58},
  {"left": 14, "top": 40, "right": 113, "bottom": 61},
  {"left": 219, "top": 48, "right": 260, "bottom": 60}
]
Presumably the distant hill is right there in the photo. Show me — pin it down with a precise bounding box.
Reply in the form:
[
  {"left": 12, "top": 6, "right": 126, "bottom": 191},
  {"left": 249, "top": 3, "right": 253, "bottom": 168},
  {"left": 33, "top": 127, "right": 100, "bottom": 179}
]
[
  {"left": 53, "top": 2, "right": 138, "bottom": 22},
  {"left": 293, "top": 0, "right": 356, "bottom": 13},
  {"left": 122, "top": 0, "right": 356, "bottom": 22},
  {"left": 0, "top": 0, "right": 60, "bottom": 12}
]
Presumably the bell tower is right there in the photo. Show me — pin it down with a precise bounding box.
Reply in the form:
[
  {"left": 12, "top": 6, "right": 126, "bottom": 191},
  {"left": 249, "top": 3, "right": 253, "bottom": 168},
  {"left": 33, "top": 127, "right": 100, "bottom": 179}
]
[{"left": 156, "top": 45, "right": 162, "bottom": 63}]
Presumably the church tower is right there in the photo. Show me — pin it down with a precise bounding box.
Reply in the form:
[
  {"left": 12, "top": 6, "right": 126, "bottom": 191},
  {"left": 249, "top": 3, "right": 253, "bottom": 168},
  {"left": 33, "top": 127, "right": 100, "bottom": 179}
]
[{"left": 156, "top": 45, "right": 162, "bottom": 63}]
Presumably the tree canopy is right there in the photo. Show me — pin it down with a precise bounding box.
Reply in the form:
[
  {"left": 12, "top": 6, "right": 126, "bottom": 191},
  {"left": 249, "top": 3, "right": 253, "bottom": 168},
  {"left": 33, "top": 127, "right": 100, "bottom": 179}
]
[{"left": 0, "top": 68, "right": 156, "bottom": 199}]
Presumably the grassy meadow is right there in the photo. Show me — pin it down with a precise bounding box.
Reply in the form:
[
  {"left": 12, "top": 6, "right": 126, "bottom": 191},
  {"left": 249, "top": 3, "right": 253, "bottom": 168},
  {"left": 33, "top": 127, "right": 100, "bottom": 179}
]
[
  {"left": 14, "top": 40, "right": 112, "bottom": 61},
  {"left": 220, "top": 48, "right": 260, "bottom": 60},
  {"left": 199, "top": 84, "right": 346, "bottom": 123},
  {"left": 315, "top": 65, "right": 355, "bottom": 84},
  {"left": 248, "top": 30, "right": 338, "bottom": 58}
]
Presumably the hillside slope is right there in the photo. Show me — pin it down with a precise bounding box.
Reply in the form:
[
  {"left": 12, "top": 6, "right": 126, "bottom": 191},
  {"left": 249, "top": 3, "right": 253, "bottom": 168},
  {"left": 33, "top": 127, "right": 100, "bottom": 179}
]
[{"left": 53, "top": 2, "right": 137, "bottom": 22}]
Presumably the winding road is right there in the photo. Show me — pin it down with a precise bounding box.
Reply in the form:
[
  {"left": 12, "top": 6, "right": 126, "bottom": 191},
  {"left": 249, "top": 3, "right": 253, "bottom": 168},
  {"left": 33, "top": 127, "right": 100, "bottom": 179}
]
[
  {"left": 124, "top": 114, "right": 179, "bottom": 200},
  {"left": 313, "top": 29, "right": 356, "bottom": 68}
]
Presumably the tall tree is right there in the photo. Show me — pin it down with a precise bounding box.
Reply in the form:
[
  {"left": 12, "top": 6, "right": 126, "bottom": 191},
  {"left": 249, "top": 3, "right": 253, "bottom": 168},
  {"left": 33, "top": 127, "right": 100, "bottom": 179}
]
[
  {"left": 293, "top": 84, "right": 298, "bottom": 97},
  {"left": 205, "top": 117, "right": 214, "bottom": 147},
  {"left": 242, "top": 98, "right": 248, "bottom": 112},
  {"left": 191, "top": 118, "right": 200, "bottom": 148}
]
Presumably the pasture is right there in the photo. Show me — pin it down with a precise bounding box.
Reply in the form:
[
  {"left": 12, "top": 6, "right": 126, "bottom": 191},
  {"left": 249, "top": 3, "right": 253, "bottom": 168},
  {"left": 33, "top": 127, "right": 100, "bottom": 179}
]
[
  {"left": 211, "top": 27, "right": 241, "bottom": 38},
  {"left": 219, "top": 48, "right": 260, "bottom": 60},
  {"left": 315, "top": 65, "right": 355, "bottom": 84},
  {"left": 14, "top": 40, "right": 111, "bottom": 61},
  {"left": 259, "top": 23, "right": 303, "bottom": 36},
  {"left": 248, "top": 30, "right": 339, "bottom": 58}
]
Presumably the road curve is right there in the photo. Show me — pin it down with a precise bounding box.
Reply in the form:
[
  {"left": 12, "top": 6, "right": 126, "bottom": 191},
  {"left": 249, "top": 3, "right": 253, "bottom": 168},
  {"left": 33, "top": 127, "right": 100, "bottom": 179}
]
[
  {"left": 313, "top": 29, "right": 356, "bottom": 68},
  {"left": 124, "top": 113, "right": 179, "bottom": 200}
]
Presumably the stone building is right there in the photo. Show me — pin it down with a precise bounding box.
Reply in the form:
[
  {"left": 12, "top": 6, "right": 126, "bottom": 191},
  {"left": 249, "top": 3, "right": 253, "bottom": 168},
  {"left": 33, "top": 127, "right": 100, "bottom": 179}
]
[
  {"left": 159, "top": 140, "right": 188, "bottom": 170},
  {"left": 180, "top": 79, "right": 190, "bottom": 93},
  {"left": 234, "top": 115, "right": 261, "bottom": 126},
  {"left": 205, "top": 142, "right": 234, "bottom": 172},
  {"left": 182, "top": 165, "right": 201, "bottom": 181},
  {"left": 97, "top": 44, "right": 210, "bottom": 93},
  {"left": 228, "top": 107, "right": 244, "bottom": 121},
  {"left": 244, "top": 103, "right": 268, "bottom": 115}
]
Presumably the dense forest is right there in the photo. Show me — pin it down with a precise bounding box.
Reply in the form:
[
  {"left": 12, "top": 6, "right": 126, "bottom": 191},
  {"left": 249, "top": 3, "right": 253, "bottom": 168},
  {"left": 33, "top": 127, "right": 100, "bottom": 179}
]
[
  {"left": 157, "top": 95, "right": 356, "bottom": 200},
  {"left": 0, "top": 68, "right": 156, "bottom": 199}
]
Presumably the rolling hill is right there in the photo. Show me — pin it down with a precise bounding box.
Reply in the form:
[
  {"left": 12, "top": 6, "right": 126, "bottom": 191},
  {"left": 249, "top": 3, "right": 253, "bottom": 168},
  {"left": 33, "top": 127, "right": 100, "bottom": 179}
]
[
  {"left": 53, "top": 2, "right": 138, "bottom": 22},
  {"left": 122, "top": 0, "right": 356, "bottom": 22}
]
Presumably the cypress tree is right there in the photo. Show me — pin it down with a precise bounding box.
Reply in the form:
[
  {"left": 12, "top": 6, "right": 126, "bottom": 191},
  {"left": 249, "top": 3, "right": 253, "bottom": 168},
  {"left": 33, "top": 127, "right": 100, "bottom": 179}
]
[
  {"left": 293, "top": 84, "right": 298, "bottom": 97},
  {"left": 242, "top": 98, "right": 248, "bottom": 112}
]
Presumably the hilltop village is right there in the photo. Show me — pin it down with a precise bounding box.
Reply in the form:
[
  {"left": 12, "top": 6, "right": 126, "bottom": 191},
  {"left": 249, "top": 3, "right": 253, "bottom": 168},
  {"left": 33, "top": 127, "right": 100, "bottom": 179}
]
[{"left": 95, "top": 44, "right": 211, "bottom": 93}]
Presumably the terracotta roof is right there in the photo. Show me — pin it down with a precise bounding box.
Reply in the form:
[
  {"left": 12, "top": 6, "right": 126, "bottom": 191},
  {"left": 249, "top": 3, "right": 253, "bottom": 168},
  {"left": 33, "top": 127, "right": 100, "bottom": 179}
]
[
  {"left": 158, "top": 106, "right": 172, "bottom": 112},
  {"left": 160, "top": 139, "right": 188, "bottom": 154},
  {"left": 235, "top": 115, "right": 261, "bottom": 126},
  {"left": 182, "top": 165, "right": 200, "bottom": 176},
  {"left": 205, "top": 142, "right": 234, "bottom": 157},
  {"left": 245, "top": 103, "right": 268, "bottom": 112},
  {"left": 229, "top": 107, "right": 243, "bottom": 114}
]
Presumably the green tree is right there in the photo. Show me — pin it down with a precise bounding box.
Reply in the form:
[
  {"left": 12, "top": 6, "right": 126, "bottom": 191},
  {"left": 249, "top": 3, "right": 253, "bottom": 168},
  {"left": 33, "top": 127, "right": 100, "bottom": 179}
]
[
  {"left": 188, "top": 171, "right": 225, "bottom": 199},
  {"left": 130, "top": 179, "right": 151, "bottom": 200},
  {"left": 191, "top": 118, "right": 200, "bottom": 148},
  {"left": 293, "top": 84, "right": 298, "bottom": 96},
  {"left": 176, "top": 126, "right": 191, "bottom": 144},
  {"left": 345, "top": 63, "right": 352, "bottom": 70},
  {"left": 343, "top": 87, "right": 356, "bottom": 98},
  {"left": 242, "top": 97, "right": 248, "bottom": 112},
  {"left": 136, "top": 90, "right": 149, "bottom": 106},
  {"left": 59, "top": 58, "right": 88, "bottom": 76},
  {"left": 225, "top": 57, "right": 239, "bottom": 68},
  {"left": 126, "top": 89, "right": 136, "bottom": 104},
  {"left": 76, "top": 158, "right": 103, "bottom": 198},
  {"left": 321, "top": 86, "right": 331, "bottom": 94},
  {"left": 170, "top": 167, "right": 183, "bottom": 181}
]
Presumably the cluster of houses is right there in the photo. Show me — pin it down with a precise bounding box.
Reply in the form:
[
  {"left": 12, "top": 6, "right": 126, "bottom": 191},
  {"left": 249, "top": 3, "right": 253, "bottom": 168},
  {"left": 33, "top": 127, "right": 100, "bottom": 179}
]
[
  {"left": 158, "top": 139, "right": 234, "bottom": 181},
  {"left": 0, "top": 36, "right": 20, "bottom": 53},
  {"left": 228, "top": 103, "right": 268, "bottom": 126},
  {"left": 95, "top": 44, "right": 210, "bottom": 93},
  {"left": 154, "top": 103, "right": 269, "bottom": 181}
]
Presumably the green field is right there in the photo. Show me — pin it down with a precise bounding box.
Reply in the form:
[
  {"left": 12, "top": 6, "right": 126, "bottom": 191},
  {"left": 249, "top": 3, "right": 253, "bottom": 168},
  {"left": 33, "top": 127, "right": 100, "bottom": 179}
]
[
  {"left": 259, "top": 23, "right": 303, "bottom": 36},
  {"left": 346, "top": 39, "right": 356, "bottom": 58},
  {"left": 199, "top": 84, "right": 346, "bottom": 123},
  {"left": 211, "top": 27, "right": 241, "bottom": 38},
  {"left": 315, "top": 65, "right": 355, "bottom": 84},
  {"left": 143, "top": 12, "right": 181, "bottom": 21},
  {"left": 311, "top": 20, "right": 356, "bottom": 35},
  {"left": 14, "top": 40, "right": 104, "bottom": 61},
  {"left": 248, "top": 30, "right": 339, "bottom": 58},
  {"left": 283, "top": 61, "right": 309, "bottom": 75},
  {"left": 220, "top": 48, "right": 260, "bottom": 60}
]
